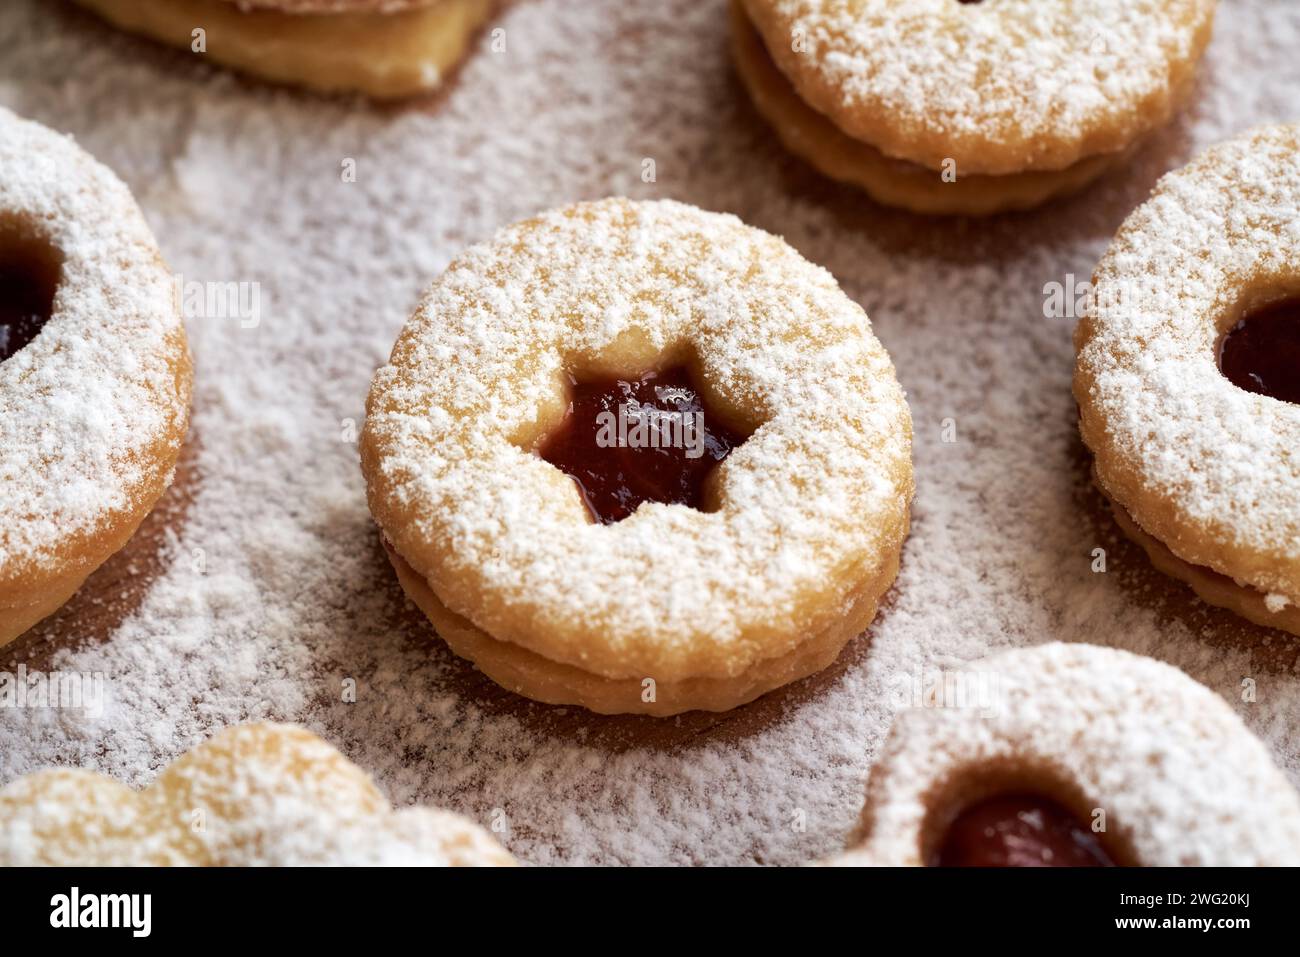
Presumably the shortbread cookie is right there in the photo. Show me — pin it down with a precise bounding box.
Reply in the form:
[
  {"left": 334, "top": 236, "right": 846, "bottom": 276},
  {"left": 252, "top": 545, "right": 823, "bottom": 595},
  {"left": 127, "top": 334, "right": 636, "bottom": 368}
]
[
  {"left": 361, "top": 197, "right": 914, "bottom": 716},
  {"left": 1075, "top": 125, "right": 1300, "bottom": 635},
  {"left": 71, "top": 0, "right": 496, "bottom": 98},
  {"left": 0, "top": 723, "right": 515, "bottom": 866},
  {"left": 734, "top": 0, "right": 1217, "bottom": 214},
  {"left": 729, "top": 1, "right": 1128, "bottom": 216},
  {"left": 832, "top": 643, "right": 1300, "bottom": 866},
  {"left": 0, "top": 108, "right": 192, "bottom": 648}
]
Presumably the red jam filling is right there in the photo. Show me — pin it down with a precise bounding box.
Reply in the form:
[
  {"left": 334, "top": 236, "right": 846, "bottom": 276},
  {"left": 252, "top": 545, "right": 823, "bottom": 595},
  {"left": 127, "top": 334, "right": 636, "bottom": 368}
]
[
  {"left": 1218, "top": 298, "right": 1300, "bottom": 405},
  {"left": 0, "top": 237, "right": 58, "bottom": 363},
  {"left": 537, "top": 366, "right": 746, "bottom": 524},
  {"left": 931, "top": 793, "right": 1115, "bottom": 868}
]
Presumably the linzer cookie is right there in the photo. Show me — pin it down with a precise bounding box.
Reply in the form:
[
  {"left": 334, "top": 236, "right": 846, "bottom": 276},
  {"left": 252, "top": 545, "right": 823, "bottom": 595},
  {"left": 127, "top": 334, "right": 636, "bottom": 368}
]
[
  {"left": 1075, "top": 125, "right": 1300, "bottom": 636},
  {"left": 0, "top": 108, "right": 192, "bottom": 647},
  {"left": 0, "top": 723, "right": 515, "bottom": 866},
  {"left": 732, "top": 0, "right": 1218, "bottom": 215},
  {"left": 360, "top": 197, "right": 914, "bottom": 715},
  {"left": 832, "top": 644, "right": 1300, "bottom": 866},
  {"left": 70, "top": 0, "right": 496, "bottom": 98}
]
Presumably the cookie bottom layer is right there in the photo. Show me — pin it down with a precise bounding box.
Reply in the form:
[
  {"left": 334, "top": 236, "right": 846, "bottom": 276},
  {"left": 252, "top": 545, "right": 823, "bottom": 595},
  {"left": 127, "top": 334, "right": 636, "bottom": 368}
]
[
  {"left": 72, "top": 0, "right": 495, "bottom": 98},
  {"left": 729, "top": 0, "right": 1126, "bottom": 216},
  {"left": 0, "top": 458, "right": 186, "bottom": 648},
  {"left": 1103, "top": 487, "right": 1300, "bottom": 637},
  {"left": 386, "top": 538, "right": 900, "bottom": 716},
  {"left": 2, "top": 565, "right": 103, "bottom": 648},
  {"left": 0, "top": 325, "right": 191, "bottom": 650}
]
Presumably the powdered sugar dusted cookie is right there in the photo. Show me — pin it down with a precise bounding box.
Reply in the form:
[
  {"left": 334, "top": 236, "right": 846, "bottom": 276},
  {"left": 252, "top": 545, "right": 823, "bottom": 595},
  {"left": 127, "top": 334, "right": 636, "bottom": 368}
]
[
  {"left": 0, "top": 108, "right": 192, "bottom": 647},
  {"left": 733, "top": 0, "right": 1217, "bottom": 214},
  {"left": 361, "top": 197, "right": 914, "bottom": 715},
  {"left": 1075, "top": 124, "right": 1300, "bottom": 636},
  {"left": 0, "top": 723, "right": 515, "bottom": 866},
  {"left": 832, "top": 643, "right": 1300, "bottom": 867},
  {"left": 70, "top": 0, "right": 496, "bottom": 98}
]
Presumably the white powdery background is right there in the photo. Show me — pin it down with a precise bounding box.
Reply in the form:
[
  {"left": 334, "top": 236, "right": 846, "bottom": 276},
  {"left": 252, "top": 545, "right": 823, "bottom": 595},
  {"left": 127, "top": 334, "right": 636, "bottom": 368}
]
[{"left": 1, "top": 0, "right": 1298, "bottom": 865}]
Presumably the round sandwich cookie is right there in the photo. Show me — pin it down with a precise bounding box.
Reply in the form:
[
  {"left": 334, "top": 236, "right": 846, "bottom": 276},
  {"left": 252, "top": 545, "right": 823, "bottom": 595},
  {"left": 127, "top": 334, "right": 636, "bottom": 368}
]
[
  {"left": 70, "top": 0, "right": 497, "bottom": 98},
  {"left": 361, "top": 197, "right": 914, "bottom": 716},
  {"left": 0, "top": 723, "right": 516, "bottom": 865},
  {"left": 1075, "top": 125, "right": 1300, "bottom": 636},
  {"left": 831, "top": 643, "right": 1300, "bottom": 867},
  {"left": 733, "top": 0, "right": 1218, "bottom": 215},
  {"left": 0, "top": 108, "right": 192, "bottom": 648}
]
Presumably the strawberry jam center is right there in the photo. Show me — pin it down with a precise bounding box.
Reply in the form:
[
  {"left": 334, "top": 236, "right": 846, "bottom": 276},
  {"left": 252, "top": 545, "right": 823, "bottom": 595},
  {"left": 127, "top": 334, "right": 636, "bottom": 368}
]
[
  {"left": 931, "top": 793, "right": 1115, "bottom": 868},
  {"left": 537, "top": 366, "right": 745, "bottom": 524},
  {"left": 0, "top": 232, "right": 58, "bottom": 363},
  {"left": 1218, "top": 298, "right": 1300, "bottom": 405}
]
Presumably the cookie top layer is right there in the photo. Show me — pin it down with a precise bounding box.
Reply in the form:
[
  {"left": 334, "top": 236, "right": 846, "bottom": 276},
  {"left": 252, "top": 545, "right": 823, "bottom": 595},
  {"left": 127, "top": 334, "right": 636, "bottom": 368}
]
[
  {"left": 741, "top": 0, "right": 1217, "bottom": 175},
  {"left": 835, "top": 643, "right": 1300, "bottom": 866},
  {"left": 0, "top": 108, "right": 190, "bottom": 591},
  {"left": 1074, "top": 125, "right": 1300, "bottom": 605},
  {"left": 361, "top": 198, "right": 913, "bottom": 684},
  {"left": 0, "top": 723, "right": 516, "bottom": 866}
]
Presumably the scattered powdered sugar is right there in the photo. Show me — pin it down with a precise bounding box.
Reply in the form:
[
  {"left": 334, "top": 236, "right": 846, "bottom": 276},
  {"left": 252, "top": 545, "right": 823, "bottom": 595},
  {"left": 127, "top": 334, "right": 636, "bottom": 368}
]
[{"left": 1, "top": 0, "right": 1299, "bottom": 865}]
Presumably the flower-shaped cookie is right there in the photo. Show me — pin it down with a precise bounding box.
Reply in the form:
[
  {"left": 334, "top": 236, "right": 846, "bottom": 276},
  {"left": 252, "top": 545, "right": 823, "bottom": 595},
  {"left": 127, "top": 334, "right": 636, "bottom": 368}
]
[{"left": 0, "top": 723, "right": 514, "bottom": 866}]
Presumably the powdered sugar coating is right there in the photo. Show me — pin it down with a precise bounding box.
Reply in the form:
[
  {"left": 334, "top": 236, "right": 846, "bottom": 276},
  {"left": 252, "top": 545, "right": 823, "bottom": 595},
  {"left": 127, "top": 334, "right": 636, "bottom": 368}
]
[
  {"left": 1075, "top": 125, "right": 1300, "bottom": 603},
  {"left": 743, "top": 0, "right": 1217, "bottom": 175},
  {"left": 363, "top": 198, "right": 912, "bottom": 682},
  {"left": 836, "top": 643, "right": 1300, "bottom": 866},
  {"left": 0, "top": 107, "right": 189, "bottom": 585}
]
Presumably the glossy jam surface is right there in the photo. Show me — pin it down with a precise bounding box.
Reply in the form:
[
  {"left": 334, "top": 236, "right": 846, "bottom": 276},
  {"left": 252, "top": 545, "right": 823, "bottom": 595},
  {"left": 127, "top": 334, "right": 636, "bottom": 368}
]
[
  {"left": 931, "top": 793, "right": 1115, "bottom": 868},
  {"left": 0, "top": 234, "right": 58, "bottom": 363},
  {"left": 1218, "top": 298, "right": 1300, "bottom": 405},
  {"left": 537, "top": 366, "right": 745, "bottom": 524}
]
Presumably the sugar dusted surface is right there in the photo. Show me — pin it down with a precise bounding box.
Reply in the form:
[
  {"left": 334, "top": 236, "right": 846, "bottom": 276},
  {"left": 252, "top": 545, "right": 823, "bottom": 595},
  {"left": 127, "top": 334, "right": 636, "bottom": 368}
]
[{"left": 1, "top": 0, "right": 1299, "bottom": 866}]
